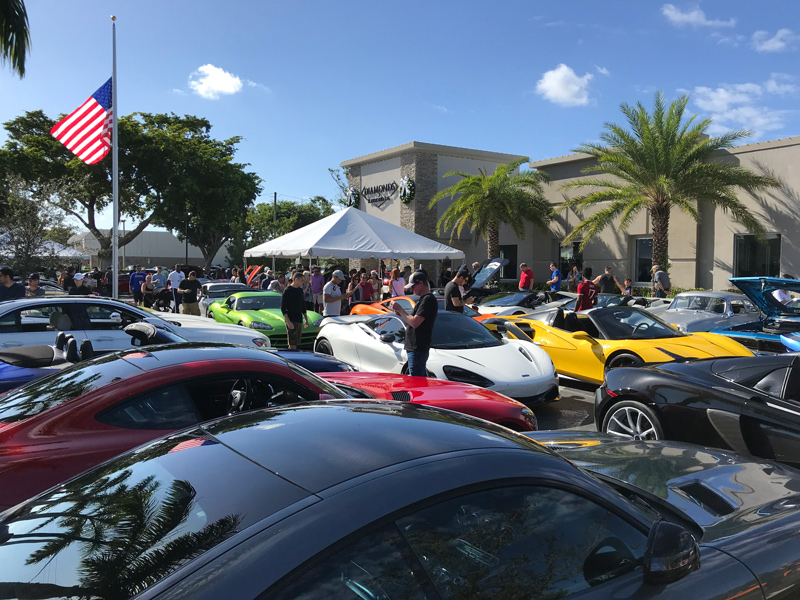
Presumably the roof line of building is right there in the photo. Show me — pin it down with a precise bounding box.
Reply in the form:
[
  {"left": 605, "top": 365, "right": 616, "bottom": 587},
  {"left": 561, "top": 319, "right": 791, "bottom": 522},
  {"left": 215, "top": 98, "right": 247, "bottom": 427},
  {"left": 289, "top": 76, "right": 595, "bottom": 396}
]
[
  {"left": 529, "top": 135, "right": 800, "bottom": 169},
  {"left": 341, "top": 141, "right": 526, "bottom": 168}
]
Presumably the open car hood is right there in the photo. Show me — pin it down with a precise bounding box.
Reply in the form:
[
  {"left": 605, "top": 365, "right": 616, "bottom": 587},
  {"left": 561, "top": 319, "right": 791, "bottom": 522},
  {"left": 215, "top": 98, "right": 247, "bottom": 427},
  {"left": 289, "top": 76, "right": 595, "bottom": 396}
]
[
  {"left": 730, "top": 277, "right": 800, "bottom": 319},
  {"left": 471, "top": 257, "right": 510, "bottom": 290}
]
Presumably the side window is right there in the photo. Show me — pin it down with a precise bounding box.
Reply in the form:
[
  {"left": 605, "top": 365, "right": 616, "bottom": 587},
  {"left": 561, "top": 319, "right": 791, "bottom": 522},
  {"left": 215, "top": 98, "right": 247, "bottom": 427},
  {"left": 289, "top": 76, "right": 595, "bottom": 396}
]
[
  {"left": 744, "top": 300, "right": 760, "bottom": 313},
  {"left": 0, "top": 310, "right": 21, "bottom": 333},
  {"left": 96, "top": 383, "right": 201, "bottom": 430},
  {"left": 753, "top": 367, "right": 790, "bottom": 398},
  {"left": 274, "top": 524, "right": 431, "bottom": 599},
  {"left": 183, "top": 374, "right": 322, "bottom": 421},
  {"left": 707, "top": 298, "right": 726, "bottom": 314},
  {"left": 14, "top": 305, "right": 71, "bottom": 333},
  {"left": 226, "top": 297, "right": 236, "bottom": 309},
  {"left": 397, "top": 486, "right": 647, "bottom": 598},
  {"left": 82, "top": 304, "right": 142, "bottom": 330},
  {"left": 370, "top": 317, "right": 404, "bottom": 338}
]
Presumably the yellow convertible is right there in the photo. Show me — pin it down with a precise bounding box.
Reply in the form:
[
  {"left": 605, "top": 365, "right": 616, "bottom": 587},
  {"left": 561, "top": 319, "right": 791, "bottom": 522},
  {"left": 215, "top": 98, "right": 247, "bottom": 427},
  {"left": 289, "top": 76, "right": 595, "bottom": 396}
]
[{"left": 483, "top": 306, "right": 752, "bottom": 385}]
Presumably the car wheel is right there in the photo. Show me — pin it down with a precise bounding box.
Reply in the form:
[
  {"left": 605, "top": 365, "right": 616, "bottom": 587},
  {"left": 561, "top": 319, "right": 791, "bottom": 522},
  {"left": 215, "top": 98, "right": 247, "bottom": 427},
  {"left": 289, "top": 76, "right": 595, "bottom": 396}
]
[
  {"left": 401, "top": 363, "right": 409, "bottom": 375},
  {"left": 238, "top": 321, "right": 245, "bottom": 327},
  {"left": 602, "top": 400, "right": 663, "bottom": 441},
  {"left": 208, "top": 312, "right": 213, "bottom": 320},
  {"left": 604, "top": 352, "right": 644, "bottom": 373},
  {"left": 316, "top": 339, "right": 333, "bottom": 355}
]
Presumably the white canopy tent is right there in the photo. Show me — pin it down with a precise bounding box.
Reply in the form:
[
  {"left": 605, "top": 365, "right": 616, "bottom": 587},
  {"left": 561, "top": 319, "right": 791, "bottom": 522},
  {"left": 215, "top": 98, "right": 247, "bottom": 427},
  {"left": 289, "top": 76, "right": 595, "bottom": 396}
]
[{"left": 243, "top": 207, "right": 465, "bottom": 262}]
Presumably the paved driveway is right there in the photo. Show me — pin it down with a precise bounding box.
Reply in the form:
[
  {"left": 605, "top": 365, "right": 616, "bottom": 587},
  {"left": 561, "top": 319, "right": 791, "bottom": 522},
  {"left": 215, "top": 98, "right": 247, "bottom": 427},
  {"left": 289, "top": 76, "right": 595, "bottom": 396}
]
[{"left": 536, "top": 379, "right": 598, "bottom": 432}]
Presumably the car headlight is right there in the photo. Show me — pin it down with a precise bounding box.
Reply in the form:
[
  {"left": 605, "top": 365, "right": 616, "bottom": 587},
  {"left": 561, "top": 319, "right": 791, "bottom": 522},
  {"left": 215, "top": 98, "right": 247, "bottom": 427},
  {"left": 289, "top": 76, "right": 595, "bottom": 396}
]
[
  {"left": 249, "top": 322, "right": 273, "bottom": 330},
  {"left": 312, "top": 318, "right": 323, "bottom": 327},
  {"left": 521, "top": 407, "right": 538, "bottom": 430},
  {"left": 252, "top": 338, "right": 270, "bottom": 347},
  {"left": 442, "top": 365, "right": 494, "bottom": 388},
  {"left": 676, "top": 323, "right": 687, "bottom": 333}
]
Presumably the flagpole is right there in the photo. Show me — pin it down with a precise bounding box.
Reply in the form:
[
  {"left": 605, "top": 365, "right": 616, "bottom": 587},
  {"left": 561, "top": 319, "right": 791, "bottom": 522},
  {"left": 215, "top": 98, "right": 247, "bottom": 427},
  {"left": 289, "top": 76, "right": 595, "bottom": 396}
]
[{"left": 111, "top": 16, "right": 119, "bottom": 299}]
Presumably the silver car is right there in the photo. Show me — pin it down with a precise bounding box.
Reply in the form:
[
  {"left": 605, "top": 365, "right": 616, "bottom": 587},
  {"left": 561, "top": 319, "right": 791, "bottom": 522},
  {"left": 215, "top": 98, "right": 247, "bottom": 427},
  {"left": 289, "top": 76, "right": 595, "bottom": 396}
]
[
  {"left": 662, "top": 291, "right": 761, "bottom": 332},
  {"left": 199, "top": 282, "right": 253, "bottom": 317}
]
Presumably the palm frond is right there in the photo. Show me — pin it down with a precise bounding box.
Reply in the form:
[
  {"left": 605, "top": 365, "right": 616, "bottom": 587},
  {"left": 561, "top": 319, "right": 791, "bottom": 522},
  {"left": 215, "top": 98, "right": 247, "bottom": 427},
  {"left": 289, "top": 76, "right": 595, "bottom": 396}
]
[{"left": 0, "top": 0, "right": 30, "bottom": 77}]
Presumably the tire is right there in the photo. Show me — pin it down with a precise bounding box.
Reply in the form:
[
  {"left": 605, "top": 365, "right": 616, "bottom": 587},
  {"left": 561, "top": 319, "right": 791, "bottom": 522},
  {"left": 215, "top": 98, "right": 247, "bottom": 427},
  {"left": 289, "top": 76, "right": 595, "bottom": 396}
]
[
  {"left": 207, "top": 312, "right": 214, "bottom": 320},
  {"left": 238, "top": 321, "right": 245, "bottom": 327},
  {"left": 604, "top": 352, "right": 644, "bottom": 373},
  {"left": 316, "top": 339, "right": 333, "bottom": 355},
  {"left": 601, "top": 400, "right": 664, "bottom": 441},
  {"left": 401, "top": 362, "right": 409, "bottom": 375}
]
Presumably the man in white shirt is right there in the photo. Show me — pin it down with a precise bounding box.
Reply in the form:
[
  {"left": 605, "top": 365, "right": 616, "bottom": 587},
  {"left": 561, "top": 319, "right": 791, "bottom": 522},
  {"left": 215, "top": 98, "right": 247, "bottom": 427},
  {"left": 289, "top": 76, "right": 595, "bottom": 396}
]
[
  {"left": 322, "top": 270, "right": 355, "bottom": 317},
  {"left": 167, "top": 264, "right": 186, "bottom": 314}
]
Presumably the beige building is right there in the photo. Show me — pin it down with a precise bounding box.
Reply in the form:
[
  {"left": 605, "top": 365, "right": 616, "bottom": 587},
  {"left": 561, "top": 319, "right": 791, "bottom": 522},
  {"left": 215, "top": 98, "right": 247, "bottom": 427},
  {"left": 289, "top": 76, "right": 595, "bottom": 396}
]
[{"left": 343, "top": 136, "right": 800, "bottom": 290}]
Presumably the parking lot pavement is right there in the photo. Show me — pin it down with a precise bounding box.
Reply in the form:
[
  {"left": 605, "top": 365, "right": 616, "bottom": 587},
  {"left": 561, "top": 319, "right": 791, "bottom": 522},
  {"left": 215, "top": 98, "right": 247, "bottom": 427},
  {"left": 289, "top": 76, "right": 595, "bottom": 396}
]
[{"left": 535, "top": 379, "right": 598, "bottom": 432}]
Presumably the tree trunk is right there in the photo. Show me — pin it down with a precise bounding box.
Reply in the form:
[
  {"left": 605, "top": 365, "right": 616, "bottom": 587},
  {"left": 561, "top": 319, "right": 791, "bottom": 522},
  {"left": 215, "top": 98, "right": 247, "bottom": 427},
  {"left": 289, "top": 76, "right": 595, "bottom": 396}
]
[
  {"left": 651, "top": 203, "right": 670, "bottom": 272},
  {"left": 486, "top": 222, "right": 499, "bottom": 260}
]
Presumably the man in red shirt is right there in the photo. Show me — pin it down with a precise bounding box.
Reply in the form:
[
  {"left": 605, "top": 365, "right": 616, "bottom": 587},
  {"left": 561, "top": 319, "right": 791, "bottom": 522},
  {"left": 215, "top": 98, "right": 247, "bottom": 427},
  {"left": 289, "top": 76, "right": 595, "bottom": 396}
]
[
  {"left": 575, "top": 267, "right": 598, "bottom": 311},
  {"left": 519, "top": 263, "right": 534, "bottom": 292}
]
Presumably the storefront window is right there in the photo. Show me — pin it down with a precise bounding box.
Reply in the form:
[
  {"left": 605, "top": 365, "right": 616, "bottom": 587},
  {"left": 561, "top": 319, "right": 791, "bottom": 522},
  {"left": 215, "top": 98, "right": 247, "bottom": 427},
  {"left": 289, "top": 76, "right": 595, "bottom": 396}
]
[
  {"left": 734, "top": 233, "right": 781, "bottom": 277},
  {"left": 499, "top": 245, "right": 517, "bottom": 279},
  {"left": 634, "top": 238, "right": 653, "bottom": 283},
  {"left": 557, "top": 241, "right": 583, "bottom": 278}
]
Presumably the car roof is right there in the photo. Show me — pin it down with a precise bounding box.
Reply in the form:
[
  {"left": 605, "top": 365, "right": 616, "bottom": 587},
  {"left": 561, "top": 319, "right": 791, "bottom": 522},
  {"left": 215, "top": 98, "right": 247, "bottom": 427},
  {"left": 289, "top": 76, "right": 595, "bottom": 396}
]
[
  {"left": 0, "top": 296, "right": 136, "bottom": 311},
  {"left": 228, "top": 290, "right": 280, "bottom": 298},
  {"left": 672, "top": 291, "right": 744, "bottom": 300},
  {"left": 110, "top": 342, "right": 289, "bottom": 370}
]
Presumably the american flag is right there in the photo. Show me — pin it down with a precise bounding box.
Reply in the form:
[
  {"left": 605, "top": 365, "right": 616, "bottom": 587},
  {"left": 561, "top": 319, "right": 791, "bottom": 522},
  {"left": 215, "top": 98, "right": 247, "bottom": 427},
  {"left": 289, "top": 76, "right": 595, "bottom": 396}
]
[
  {"left": 50, "top": 78, "right": 113, "bottom": 165},
  {"left": 167, "top": 437, "right": 217, "bottom": 454}
]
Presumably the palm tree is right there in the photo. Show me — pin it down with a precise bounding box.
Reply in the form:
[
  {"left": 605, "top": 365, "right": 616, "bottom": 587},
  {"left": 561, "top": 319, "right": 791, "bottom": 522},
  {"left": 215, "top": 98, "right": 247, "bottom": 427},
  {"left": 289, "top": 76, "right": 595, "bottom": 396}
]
[
  {"left": 559, "top": 92, "right": 780, "bottom": 271},
  {"left": 429, "top": 157, "right": 551, "bottom": 260},
  {"left": 0, "top": 0, "right": 30, "bottom": 77}
]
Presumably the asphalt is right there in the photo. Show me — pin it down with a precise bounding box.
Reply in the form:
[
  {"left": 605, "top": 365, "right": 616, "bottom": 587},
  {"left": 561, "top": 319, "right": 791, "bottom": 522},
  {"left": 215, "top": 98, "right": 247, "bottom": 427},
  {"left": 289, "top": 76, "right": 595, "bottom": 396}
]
[{"left": 535, "top": 379, "right": 598, "bottom": 432}]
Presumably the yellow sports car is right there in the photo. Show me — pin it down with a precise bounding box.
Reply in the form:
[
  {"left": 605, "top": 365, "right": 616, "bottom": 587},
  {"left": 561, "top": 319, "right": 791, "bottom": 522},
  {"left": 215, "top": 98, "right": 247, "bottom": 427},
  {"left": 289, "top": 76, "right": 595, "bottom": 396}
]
[{"left": 483, "top": 306, "right": 752, "bottom": 385}]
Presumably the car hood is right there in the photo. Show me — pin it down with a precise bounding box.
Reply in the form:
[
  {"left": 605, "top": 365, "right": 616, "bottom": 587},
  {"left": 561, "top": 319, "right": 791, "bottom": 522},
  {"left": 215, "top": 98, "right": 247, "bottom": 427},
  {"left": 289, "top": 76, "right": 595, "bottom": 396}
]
[
  {"left": 431, "top": 339, "right": 552, "bottom": 379},
  {"left": 730, "top": 276, "right": 800, "bottom": 319},
  {"left": 144, "top": 316, "right": 271, "bottom": 347},
  {"left": 470, "top": 257, "right": 509, "bottom": 290},
  {"left": 527, "top": 431, "right": 800, "bottom": 542},
  {"left": 634, "top": 332, "right": 750, "bottom": 360},
  {"left": 321, "top": 372, "right": 526, "bottom": 407}
]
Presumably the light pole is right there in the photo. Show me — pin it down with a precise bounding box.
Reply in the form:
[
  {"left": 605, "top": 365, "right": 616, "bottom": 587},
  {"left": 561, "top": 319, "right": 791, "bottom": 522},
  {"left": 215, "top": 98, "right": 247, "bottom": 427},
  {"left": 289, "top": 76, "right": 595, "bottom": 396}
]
[
  {"left": 121, "top": 220, "right": 126, "bottom": 271},
  {"left": 185, "top": 212, "right": 190, "bottom": 266}
]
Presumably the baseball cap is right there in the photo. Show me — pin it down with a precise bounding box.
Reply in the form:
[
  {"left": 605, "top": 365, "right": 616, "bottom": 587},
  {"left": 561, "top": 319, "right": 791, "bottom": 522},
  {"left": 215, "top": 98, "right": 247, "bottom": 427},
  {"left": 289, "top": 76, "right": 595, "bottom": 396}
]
[
  {"left": 405, "top": 270, "right": 428, "bottom": 291},
  {"left": 332, "top": 269, "right": 346, "bottom": 280},
  {"left": 73, "top": 273, "right": 85, "bottom": 281},
  {"left": 27, "top": 273, "right": 40, "bottom": 280}
]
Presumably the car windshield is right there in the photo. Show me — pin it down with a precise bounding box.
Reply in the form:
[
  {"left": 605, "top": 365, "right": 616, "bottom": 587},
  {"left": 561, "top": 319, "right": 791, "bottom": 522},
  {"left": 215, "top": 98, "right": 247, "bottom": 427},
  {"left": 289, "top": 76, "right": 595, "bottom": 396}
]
[
  {"left": 480, "top": 293, "right": 532, "bottom": 307},
  {"left": 0, "top": 355, "right": 142, "bottom": 424},
  {"left": 669, "top": 295, "right": 727, "bottom": 314},
  {"left": 235, "top": 295, "right": 282, "bottom": 311},
  {"left": 431, "top": 311, "right": 503, "bottom": 349},
  {"left": 591, "top": 308, "right": 684, "bottom": 340}
]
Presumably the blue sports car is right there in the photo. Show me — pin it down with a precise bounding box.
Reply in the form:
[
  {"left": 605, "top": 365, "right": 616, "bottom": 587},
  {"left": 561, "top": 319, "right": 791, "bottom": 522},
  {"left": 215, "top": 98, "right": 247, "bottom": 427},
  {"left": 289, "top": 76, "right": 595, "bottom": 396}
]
[{"left": 712, "top": 276, "right": 800, "bottom": 353}]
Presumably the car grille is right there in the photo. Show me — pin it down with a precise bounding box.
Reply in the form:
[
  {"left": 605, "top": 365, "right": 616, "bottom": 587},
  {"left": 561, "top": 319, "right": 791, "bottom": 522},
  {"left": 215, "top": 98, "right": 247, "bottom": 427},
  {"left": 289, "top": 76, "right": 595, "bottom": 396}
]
[
  {"left": 267, "top": 330, "right": 319, "bottom": 350},
  {"left": 390, "top": 391, "right": 412, "bottom": 402},
  {"left": 738, "top": 338, "right": 789, "bottom": 354}
]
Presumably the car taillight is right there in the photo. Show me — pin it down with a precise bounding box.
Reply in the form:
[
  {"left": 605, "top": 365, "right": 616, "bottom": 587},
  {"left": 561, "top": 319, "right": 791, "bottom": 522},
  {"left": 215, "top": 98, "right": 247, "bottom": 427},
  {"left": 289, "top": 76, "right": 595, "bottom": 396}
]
[
  {"left": 252, "top": 338, "right": 268, "bottom": 347},
  {"left": 605, "top": 388, "right": 618, "bottom": 397}
]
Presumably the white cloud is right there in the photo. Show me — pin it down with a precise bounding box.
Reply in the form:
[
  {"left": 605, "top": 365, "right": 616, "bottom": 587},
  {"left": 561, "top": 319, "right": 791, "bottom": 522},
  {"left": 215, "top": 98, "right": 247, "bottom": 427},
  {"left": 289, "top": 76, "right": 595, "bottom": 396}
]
[
  {"left": 189, "top": 64, "right": 244, "bottom": 99},
  {"left": 661, "top": 4, "right": 735, "bottom": 28},
  {"left": 536, "top": 64, "right": 593, "bottom": 107},
  {"left": 709, "top": 31, "right": 748, "bottom": 47},
  {"left": 751, "top": 28, "right": 800, "bottom": 52},
  {"left": 171, "top": 88, "right": 186, "bottom": 96},
  {"left": 595, "top": 66, "right": 610, "bottom": 75},
  {"left": 432, "top": 104, "right": 450, "bottom": 114},
  {"left": 690, "top": 76, "right": 795, "bottom": 138}
]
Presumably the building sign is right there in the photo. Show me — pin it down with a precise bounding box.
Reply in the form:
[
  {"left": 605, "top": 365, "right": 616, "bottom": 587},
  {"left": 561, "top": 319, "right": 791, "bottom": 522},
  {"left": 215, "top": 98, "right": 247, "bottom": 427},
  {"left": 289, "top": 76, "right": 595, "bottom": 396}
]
[{"left": 361, "top": 181, "right": 398, "bottom": 207}]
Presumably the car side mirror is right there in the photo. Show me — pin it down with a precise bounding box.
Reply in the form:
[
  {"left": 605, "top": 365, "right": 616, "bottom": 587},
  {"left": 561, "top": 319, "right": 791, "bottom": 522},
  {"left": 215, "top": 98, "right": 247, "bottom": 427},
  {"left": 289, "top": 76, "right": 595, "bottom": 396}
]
[
  {"left": 571, "top": 330, "right": 594, "bottom": 341},
  {"left": 379, "top": 333, "right": 395, "bottom": 343},
  {"left": 643, "top": 520, "right": 700, "bottom": 585},
  {"left": 109, "top": 312, "right": 122, "bottom": 324}
]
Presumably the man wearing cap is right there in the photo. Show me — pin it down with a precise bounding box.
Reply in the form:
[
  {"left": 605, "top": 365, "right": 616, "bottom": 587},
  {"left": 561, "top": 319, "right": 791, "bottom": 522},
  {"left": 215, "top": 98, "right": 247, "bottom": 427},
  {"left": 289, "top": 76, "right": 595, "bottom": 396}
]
[
  {"left": 322, "top": 270, "right": 355, "bottom": 317},
  {"left": 392, "top": 270, "right": 438, "bottom": 377},
  {"left": 281, "top": 272, "right": 310, "bottom": 349},
  {"left": 68, "top": 273, "right": 91, "bottom": 295},
  {"left": 261, "top": 268, "right": 275, "bottom": 290},
  {"left": 178, "top": 271, "right": 203, "bottom": 315},
  {"left": 151, "top": 266, "right": 167, "bottom": 294},
  {"left": 0, "top": 267, "right": 25, "bottom": 300},
  {"left": 25, "top": 273, "right": 45, "bottom": 297}
]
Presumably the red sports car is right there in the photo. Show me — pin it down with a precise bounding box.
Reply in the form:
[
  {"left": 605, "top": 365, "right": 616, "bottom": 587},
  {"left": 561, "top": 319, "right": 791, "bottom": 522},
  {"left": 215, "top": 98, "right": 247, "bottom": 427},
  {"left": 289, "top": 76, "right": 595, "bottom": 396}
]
[
  {"left": 0, "top": 343, "right": 536, "bottom": 511},
  {"left": 320, "top": 372, "right": 536, "bottom": 432}
]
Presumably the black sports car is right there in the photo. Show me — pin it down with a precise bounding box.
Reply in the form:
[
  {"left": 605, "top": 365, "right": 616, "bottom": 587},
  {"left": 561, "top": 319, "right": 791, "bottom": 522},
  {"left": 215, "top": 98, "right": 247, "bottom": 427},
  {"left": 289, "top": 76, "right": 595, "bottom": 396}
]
[
  {"left": 597, "top": 353, "right": 800, "bottom": 466},
  {"left": 1, "top": 402, "right": 799, "bottom": 599}
]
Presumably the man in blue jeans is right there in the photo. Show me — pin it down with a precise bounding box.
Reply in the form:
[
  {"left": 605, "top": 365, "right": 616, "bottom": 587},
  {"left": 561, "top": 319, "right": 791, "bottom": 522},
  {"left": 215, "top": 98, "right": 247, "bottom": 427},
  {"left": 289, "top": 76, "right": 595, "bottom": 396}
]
[{"left": 391, "top": 270, "right": 437, "bottom": 377}]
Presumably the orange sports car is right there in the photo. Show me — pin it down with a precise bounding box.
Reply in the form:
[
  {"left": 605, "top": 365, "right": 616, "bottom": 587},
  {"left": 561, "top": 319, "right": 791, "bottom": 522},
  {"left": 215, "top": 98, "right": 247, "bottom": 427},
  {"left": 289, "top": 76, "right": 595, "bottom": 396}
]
[{"left": 349, "top": 295, "right": 495, "bottom": 322}]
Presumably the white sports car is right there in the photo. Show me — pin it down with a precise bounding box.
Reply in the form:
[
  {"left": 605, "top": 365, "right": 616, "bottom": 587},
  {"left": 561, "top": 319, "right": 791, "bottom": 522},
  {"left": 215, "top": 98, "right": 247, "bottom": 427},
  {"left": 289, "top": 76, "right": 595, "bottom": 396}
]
[
  {"left": 314, "top": 311, "right": 559, "bottom": 406},
  {"left": 0, "top": 297, "right": 271, "bottom": 352}
]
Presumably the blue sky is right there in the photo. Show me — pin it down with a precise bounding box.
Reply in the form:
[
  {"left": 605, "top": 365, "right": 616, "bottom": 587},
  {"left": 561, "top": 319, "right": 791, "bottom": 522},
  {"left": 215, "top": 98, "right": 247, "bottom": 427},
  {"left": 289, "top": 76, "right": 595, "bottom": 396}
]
[{"left": 1, "top": 1, "right": 798, "bottom": 230}]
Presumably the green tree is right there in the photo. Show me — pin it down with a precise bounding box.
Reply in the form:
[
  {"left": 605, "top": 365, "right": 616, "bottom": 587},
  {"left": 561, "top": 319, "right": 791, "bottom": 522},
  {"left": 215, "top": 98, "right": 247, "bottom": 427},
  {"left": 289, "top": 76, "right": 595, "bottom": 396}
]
[
  {"left": 150, "top": 126, "right": 262, "bottom": 271},
  {"left": 328, "top": 167, "right": 351, "bottom": 207},
  {"left": 0, "top": 0, "right": 29, "bottom": 77},
  {"left": 429, "top": 157, "right": 551, "bottom": 260},
  {"left": 560, "top": 92, "right": 781, "bottom": 270},
  {"left": 44, "top": 222, "right": 78, "bottom": 246}
]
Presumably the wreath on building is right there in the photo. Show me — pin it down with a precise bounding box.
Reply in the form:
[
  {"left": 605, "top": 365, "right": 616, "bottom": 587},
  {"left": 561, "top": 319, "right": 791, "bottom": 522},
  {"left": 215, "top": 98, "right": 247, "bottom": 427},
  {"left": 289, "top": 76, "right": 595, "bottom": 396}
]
[
  {"left": 346, "top": 186, "right": 360, "bottom": 208},
  {"left": 399, "top": 176, "right": 415, "bottom": 204}
]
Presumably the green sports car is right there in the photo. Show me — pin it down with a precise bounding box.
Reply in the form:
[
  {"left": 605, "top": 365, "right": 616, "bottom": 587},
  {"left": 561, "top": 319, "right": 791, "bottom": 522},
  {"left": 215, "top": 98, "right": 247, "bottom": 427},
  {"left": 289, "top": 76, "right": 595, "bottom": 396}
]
[{"left": 207, "top": 291, "right": 323, "bottom": 349}]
